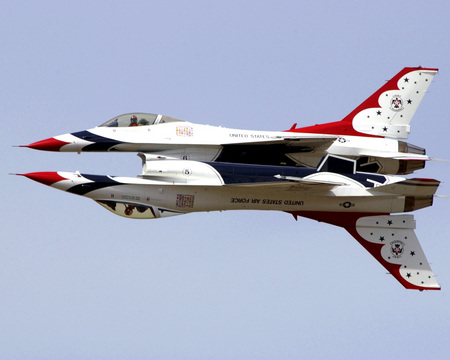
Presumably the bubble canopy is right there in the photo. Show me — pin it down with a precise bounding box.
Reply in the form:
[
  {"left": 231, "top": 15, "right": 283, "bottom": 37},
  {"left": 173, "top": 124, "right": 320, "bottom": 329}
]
[
  {"left": 99, "top": 113, "right": 184, "bottom": 127},
  {"left": 96, "top": 200, "right": 182, "bottom": 219}
]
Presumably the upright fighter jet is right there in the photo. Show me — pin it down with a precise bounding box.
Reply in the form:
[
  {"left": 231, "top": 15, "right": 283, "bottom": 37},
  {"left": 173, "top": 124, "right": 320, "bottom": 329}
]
[{"left": 24, "top": 67, "right": 437, "bottom": 175}]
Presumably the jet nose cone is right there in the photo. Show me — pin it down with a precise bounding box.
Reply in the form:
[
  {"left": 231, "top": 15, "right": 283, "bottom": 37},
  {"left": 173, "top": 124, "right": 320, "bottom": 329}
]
[
  {"left": 18, "top": 172, "right": 68, "bottom": 186},
  {"left": 23, "top": 137, "right": 70, "bottom": 151}
]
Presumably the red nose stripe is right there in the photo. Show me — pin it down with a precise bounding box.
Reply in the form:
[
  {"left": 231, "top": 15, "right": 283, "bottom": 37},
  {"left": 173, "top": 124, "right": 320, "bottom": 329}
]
[
  {"left": 24, "top": 137, "right": 70, "bottom": 151},
  {"left": 20, "top": 172, "right": 68, "bottom": 186}
]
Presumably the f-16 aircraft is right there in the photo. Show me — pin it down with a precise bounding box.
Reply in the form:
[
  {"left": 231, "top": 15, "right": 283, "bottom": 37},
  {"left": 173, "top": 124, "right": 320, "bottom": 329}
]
[
  {"left": 18, "top": 155, "right": 440, "bottom": 290},
  {"left": 23, "top": 67, "right": 437, "bottom": 175}
]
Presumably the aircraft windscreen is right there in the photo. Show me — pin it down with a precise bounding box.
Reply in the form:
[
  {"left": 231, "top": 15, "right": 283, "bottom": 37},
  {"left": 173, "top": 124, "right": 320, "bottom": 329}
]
[
  {"left": 99, "top": 113, "right": 184, "bottom": 127},
  {"left": 96, "top": 200, "right": 158, "bottom": 219},
  {"left": 95, "top": 200, "right": 183, "bottom": 219}
]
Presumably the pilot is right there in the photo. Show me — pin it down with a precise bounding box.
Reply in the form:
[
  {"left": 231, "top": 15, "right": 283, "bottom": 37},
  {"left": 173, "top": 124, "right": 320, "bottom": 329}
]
[
  {"left": 129, "top": 115, "right": 138, "bottom": 127},
  {"left": 124, "top": 204, "right": 135, "bottom": 216}
]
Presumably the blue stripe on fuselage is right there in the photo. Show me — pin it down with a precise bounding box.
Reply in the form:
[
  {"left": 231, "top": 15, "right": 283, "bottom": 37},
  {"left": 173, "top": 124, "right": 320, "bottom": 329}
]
[
  {"left": 207, "top": 162, "right": 314, "bottom": 184},
  {"left": 67, "top": 174, "right": 120, "bottom": 195},
  {"left": 71, "top": 130, "right": 123, "bottom": 151},
  {"left": 207, "top": 162, "right": 386, "bottom": 187}
]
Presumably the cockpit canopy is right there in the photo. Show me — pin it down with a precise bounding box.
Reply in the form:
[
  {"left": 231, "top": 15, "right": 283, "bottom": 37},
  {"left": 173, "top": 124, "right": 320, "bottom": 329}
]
[{"left": 99, "top": 113, "right": 184, "bottom": 127}]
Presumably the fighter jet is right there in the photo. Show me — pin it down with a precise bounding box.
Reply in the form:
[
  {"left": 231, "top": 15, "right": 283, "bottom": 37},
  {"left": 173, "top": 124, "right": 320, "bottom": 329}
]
[
  {"left": 18, "top": 155, "right": 440, "bottom": 290},
  {"left": 23, "top": 67, "right": 437, "bottom": 175}
]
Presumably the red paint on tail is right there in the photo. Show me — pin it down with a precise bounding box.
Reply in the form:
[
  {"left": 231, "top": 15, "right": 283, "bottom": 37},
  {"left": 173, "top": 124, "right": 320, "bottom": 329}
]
[
  {"left": 287, "top": 67, "right": 438, "bottom": 137},
  {"left": 288, "top": 211, "right": 439, "bottom": 291}
]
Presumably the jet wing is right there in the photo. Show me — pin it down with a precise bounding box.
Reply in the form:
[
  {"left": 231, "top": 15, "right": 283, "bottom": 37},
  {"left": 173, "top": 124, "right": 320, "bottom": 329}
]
[
  {"left": 290, "top": 211, "right": 440, "bottom": 290},
  {"left": 369, "top": 178, "right": 440, "bottom": 197},
  {"left": 225, "top": 175, "right": 344, "bottom": 192},
  {"left": 229, "top": 135, "right": 337, "bottom": 148},
  {"left": 216, "top": 136, "right": 337, "bottom": 165}
]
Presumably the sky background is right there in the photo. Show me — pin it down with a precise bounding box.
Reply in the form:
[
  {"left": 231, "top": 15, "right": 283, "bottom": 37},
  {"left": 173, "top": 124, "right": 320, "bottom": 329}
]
[{"left": 2, "top": 1, "right": 450, "bottom": 359}]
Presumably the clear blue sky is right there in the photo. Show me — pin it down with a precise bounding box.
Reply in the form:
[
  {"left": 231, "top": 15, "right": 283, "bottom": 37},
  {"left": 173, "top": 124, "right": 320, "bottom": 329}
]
[{"left": 2, "top": 1, "right": 450, "bottom": 359}]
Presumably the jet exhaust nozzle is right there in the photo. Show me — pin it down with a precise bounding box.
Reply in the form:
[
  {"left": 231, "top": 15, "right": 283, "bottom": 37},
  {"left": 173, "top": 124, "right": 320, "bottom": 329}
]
[{"left": 404, "top": 196, "right": 434, "bottom": 212}]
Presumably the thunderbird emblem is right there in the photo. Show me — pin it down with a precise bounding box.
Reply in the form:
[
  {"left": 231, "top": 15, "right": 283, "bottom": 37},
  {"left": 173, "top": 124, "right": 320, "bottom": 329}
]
[
  {"left": 390, "top": 240, "right": 405, "bottom": 258},
  {"left": 390, "top": 95, "right": 404, "bottom": 111}
]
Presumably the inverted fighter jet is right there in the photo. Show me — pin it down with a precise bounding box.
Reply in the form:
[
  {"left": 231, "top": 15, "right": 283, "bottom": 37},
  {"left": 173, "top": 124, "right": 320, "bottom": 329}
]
[
  {"left": 24, "top": 67, "right": 437, "bottom": 175},
  {"left": 18, "top": 155, "right": 441, "bottom": 290}
]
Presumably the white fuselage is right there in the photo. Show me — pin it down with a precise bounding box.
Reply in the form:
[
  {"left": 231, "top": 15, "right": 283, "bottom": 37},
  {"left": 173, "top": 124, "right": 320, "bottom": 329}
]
[
  {"left": 52, "top": 121, "right": 427, "bottom": 175},
  {"left": 49, "top": 167, "right": 408, "bottom": 220}
]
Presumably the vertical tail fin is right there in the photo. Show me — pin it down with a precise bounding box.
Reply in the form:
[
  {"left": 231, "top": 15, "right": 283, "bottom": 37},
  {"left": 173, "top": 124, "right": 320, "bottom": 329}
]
[
  {"left": 291, "top": 67, "right": 438, "bottom": 139},
  {"left": 289, "top": 211, "right": 440, "bottom": 290}
]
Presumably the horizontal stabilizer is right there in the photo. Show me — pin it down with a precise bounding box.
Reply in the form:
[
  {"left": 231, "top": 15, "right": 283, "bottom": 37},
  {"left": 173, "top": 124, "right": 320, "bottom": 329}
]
[
  {"left": 356, "top": 150, "right": 429, "bottom": 161},
  {"left": 372, "top": 178, "right": 440, "bottom": 197}
]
